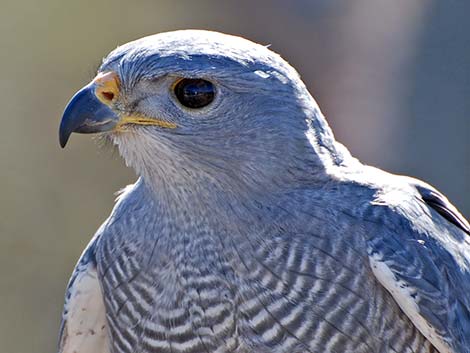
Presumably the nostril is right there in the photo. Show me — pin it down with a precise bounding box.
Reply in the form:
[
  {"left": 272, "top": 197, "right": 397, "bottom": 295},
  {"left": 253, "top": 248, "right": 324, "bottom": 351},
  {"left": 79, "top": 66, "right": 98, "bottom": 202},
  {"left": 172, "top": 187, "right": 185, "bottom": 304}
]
[{"left": 101, "top": 91, "right": 114, "bottom": 101}]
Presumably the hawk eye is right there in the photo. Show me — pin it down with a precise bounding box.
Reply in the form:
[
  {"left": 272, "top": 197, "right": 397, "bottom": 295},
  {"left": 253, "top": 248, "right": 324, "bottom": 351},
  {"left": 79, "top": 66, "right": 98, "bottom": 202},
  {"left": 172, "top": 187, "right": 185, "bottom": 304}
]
[{"left": 174, "top": 78, "right": 215, "bottom": 109}]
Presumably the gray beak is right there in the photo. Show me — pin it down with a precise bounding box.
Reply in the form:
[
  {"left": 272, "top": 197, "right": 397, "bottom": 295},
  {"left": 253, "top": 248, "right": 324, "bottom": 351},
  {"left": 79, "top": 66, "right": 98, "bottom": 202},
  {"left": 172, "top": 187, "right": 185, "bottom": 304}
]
[{"left": 59, "top": 83, "right": 119, "bottom": 147}]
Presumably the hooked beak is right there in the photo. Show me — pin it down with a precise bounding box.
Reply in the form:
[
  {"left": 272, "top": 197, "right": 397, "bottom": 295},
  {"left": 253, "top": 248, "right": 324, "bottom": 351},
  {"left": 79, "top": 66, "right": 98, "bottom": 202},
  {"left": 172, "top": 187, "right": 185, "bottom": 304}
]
[
  {"left": 59, "top": 71, "right": 178, "bottom": 148},
  {"left": 59, "top": 72, "right": 120, "bottom": 148},
  {"left": 59, "top": 83, "right": 120, "bottom": 147}
]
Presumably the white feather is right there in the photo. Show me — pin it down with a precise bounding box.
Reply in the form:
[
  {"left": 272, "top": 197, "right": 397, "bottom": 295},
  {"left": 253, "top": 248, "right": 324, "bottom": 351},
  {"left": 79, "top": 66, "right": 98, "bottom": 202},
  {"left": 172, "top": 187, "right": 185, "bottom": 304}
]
[
  {"left": 59, "top": 261, "right": 110, "bottom": 353},
  {"left": 369, "top": 253, "right": 452, "bottom": 353}
]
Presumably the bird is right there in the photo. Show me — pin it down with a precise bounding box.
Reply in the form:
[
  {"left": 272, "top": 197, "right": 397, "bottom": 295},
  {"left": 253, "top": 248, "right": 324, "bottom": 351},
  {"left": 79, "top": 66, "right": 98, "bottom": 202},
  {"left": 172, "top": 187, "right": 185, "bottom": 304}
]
[{"left": 58, "top": 30, "right": 470, "bottom": 353}]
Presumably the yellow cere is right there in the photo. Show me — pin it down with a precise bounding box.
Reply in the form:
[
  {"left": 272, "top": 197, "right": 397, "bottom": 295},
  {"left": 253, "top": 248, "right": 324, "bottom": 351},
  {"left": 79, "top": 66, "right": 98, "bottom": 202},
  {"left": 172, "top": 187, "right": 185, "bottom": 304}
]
[
  {"left": 94, "top": 71, "right": 121, "bottom": 105},
  {"left": 92, "top": 72, "right": 178, "bottom": 131}
]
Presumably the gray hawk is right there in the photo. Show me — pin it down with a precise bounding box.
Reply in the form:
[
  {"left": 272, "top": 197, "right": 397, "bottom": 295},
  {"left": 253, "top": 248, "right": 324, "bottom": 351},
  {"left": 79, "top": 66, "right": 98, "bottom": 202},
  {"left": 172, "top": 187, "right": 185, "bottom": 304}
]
[{"left": 58, "top": 30, "right": 470, "bottom": 353}]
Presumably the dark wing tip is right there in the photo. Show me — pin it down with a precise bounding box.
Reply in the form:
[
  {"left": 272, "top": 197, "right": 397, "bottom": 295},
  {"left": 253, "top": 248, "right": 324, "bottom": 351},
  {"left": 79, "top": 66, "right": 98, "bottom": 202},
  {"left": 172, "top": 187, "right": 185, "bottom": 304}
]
[{"left": 417, "top": 186, "right": 470, "bottom": 236}]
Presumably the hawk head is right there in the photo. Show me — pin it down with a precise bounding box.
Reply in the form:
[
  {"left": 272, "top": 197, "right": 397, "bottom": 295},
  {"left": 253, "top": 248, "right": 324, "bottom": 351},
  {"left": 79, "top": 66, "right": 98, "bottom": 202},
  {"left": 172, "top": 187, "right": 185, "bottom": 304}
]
[{"left": 59, "top": 30, "right": 343, "bottom": 193}]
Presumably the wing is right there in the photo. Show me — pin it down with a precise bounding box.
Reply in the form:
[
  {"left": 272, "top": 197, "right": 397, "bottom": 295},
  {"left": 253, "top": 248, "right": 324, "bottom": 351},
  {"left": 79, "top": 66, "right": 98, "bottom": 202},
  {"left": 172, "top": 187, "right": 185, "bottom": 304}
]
[
  {"left": 58, "top": 235, "right": 110, "bottom": 353},
  {"left": 365, "top": 178, "right": 470, "bottom": 353}
]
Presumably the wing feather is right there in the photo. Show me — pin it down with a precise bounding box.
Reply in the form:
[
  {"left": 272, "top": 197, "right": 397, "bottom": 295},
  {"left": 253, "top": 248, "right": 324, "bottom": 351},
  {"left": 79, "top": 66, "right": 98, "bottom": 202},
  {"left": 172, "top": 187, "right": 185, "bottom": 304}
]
[
  {"left": 366, "top": 179, "right": 470, "bottom": 353},
  {"left": 58, "top": 237, "right": 110, "bottom": 353}
]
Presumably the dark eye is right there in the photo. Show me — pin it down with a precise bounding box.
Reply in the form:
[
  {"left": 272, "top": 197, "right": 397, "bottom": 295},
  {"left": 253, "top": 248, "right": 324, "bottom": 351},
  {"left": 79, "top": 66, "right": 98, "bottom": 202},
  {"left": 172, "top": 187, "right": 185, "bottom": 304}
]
[{"left": 174, "top": 78, "right": 215, "bottom": 109}]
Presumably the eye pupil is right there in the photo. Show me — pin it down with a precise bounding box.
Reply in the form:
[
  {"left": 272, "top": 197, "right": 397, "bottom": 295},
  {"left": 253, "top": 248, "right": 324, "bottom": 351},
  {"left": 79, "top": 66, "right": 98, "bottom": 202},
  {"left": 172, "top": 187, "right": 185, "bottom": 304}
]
[{"left": 174, "top": 78, "right": 215, "bottom": 108}]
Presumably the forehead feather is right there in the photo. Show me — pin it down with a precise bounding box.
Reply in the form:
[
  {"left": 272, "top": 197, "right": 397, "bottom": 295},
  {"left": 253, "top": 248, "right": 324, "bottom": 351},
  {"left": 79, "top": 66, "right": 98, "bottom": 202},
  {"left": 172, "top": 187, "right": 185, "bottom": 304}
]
[{"left": 100, "top": 30, "right": 295, "bottom": 84}]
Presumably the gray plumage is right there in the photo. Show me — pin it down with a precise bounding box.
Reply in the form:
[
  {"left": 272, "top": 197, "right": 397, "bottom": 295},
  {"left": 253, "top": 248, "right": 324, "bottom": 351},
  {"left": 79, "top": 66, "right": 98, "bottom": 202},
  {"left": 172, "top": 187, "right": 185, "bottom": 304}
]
[{"left": 58, "top": 30, "right": 470, "bottom": 353}]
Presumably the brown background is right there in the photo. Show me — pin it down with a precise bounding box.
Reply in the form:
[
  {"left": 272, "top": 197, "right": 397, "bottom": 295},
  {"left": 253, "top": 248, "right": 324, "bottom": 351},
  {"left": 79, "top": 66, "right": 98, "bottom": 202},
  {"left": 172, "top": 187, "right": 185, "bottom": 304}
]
[{"left": 0, "top": 1, "right": 468, "bottom": 352}]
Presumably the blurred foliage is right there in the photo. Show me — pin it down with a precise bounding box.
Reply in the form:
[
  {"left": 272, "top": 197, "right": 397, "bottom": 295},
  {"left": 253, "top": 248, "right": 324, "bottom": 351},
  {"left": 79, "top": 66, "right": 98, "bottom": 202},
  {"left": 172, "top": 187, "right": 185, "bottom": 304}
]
[{"left": 0, "top": 0, "right": 467, "bottom": 352}]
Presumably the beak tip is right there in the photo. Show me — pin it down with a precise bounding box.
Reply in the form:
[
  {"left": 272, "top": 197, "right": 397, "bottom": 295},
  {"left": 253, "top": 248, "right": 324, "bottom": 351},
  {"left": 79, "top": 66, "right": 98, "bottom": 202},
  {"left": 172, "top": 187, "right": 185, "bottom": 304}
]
[{"left": 59, "top": 122, "right": 71, "bottom": 148}]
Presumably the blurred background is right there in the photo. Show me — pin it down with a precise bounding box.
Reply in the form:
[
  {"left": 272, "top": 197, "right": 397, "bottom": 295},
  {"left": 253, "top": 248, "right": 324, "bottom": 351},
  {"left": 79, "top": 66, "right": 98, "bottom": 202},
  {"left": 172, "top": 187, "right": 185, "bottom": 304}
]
[{"left": 0, "top": 0, "right": 468, "bottom": 352}]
